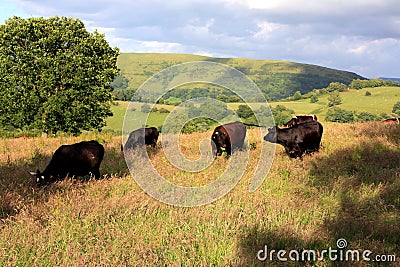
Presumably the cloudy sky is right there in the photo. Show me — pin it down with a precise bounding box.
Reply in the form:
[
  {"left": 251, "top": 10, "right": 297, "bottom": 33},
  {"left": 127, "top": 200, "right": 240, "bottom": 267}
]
[{"left": 1, "top": 0, "right": 400, "bottom": 78}]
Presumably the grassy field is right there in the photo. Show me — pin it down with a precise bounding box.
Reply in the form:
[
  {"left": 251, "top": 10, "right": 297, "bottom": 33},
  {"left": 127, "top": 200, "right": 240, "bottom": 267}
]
[
  {"left": 0, "top": 123, "right": 399, "bottom": 266},
  {"left": 105, "top": 102, "right": 174, "bottom": 133},
  {"left": 288, "top": 86, "right": 400, "bottom": 116}
]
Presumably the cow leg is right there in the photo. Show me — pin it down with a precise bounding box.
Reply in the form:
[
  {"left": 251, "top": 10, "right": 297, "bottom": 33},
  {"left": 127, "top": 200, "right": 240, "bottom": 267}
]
[
  {"left": 216, "top": 146, "right": 223, "bottom": 156},
  {"left": 211, "top": 141, "right": 221, "bottom": 156},
  {"left": 213, "top": 146, "right": 223, "bottom": 156},
  {"left": 93, "top": 169, "right": 101, "bottom": 179},
  {"left": 287, "top": 142, "right": 303, "bottom": 158},
  {"left": 226, "top": 144, "right": 232, "bottom": 156}
]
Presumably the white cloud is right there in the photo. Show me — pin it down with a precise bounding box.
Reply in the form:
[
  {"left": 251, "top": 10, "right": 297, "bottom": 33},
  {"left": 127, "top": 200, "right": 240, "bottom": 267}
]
[
  {"left": 135, "top": 41, "right": 184, "bottom": 53},
  {"left": 253, "top": 21, "right": 282, "bottom": 39},
  {"left": 347, "top": 45, "right": 368, "bottom": 55},
  {"left": 3, "top": 0, "right": 400, "bottom": 77}
]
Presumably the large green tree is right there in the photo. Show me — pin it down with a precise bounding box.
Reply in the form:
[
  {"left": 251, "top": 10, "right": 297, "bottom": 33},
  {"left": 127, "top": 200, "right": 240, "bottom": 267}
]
[{"left": 0, "top": 16, "right": 119, "bottom": 134}]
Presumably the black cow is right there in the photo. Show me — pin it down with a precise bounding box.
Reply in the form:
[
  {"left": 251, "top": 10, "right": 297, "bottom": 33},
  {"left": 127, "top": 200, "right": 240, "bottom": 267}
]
[
  {"left": 264, "top": 121, "right": 323, "bottom": 158},
  {"left": 211, "top": 121, "right": 246, "bottom": 156},
  {"left": 31, "top": 140, "right": 104, "bottom": 186},
  {"left": 284, "top": 114, "right": 317, "bottom": 127},
  {"left": 123, "top": 127, "right": 159, "bottom": 150}
]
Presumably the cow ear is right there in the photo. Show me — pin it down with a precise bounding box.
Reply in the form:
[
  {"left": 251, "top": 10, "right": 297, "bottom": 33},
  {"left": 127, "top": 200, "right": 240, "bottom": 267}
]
[{"left": 32, "top": 169, "right": 41, "bottom": 176}]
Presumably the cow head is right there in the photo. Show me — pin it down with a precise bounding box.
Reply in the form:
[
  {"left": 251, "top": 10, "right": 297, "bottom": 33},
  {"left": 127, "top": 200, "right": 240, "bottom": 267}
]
[
  {"left": 263, "top": 127, "right": 278, "bottom": 143},
  {"left": 30, "top": 170, "right": 48, "bottom": 186},
  {"left": 285, "top": 142, "right": 302, "bottom": 158},
  {"left": 212, "top": 130, "right": 228, "bottom": 148}
]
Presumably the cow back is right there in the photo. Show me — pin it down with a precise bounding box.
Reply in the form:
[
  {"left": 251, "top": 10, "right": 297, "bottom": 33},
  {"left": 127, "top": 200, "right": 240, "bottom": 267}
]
[
  {"left": 40, "top": 140, "right": 104, "bottom": 184},
  {"left": 284, "top": 115, "right": 317, "bottom": 127},
  {"left": 125, "top": 127, "right": 159, "bottom": 150},
  {"left": 220, "top": 122, "right": 246, "bottom": 147}
]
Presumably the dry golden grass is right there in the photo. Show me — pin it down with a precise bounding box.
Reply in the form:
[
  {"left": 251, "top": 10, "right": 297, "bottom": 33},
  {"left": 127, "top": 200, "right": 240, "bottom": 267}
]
[{"left": 0, "top": 123, "right": 399, "bottom": 266}]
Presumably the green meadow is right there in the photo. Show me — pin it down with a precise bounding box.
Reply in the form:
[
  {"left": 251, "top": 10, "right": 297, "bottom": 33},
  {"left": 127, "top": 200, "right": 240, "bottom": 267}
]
[
  {"left": 105, "top": 102, "right": 173, "bottom": 133},
  {"left": 106, "top": 86, "right": 400, "bottom": 133},
  {"left": 287, "top": 86, "right": 400, "bottom": 117}
]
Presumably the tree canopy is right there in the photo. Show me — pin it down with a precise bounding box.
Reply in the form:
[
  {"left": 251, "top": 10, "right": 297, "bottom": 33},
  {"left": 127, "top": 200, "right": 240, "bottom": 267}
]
[{"left": 0, "top": 16, "right": 119, "bottom": 134}]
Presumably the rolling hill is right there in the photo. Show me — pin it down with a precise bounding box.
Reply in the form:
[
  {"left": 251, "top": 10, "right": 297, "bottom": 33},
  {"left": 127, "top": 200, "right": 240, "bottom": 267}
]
[{"left": 116, "top": 53, "right": 365, "bottom": 101}]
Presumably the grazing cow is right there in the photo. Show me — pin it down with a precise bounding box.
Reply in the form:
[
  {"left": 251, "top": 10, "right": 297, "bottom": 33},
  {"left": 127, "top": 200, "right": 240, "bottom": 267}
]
[
  {"left": 264, "top": 121, "right": 323, "bottom": 158},
  {"left": 123, "top": 127, "right": 159, "bottom": 150},
  {"left": 382, "top": 118, "right": 399, "bottom": 124},
  {"left": 284, "top": 114, "right": 318, "bottom": 127},
  {"left": 31, "top": 140, "right": 104, "bottom": 186},
  {"left": 211, "top": 121, "right": 246, "bottom": 156}
]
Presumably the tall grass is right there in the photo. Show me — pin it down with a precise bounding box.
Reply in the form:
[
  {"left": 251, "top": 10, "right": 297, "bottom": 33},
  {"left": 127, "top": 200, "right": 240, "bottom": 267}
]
[{"left": 0, "top": 123, "right": 399, "bottom": 266}]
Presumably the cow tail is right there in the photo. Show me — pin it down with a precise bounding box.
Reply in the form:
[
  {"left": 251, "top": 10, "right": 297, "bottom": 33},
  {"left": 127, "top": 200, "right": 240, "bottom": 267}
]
[{"left": 243, "top": 123, "right": 265, "bottom": 128}]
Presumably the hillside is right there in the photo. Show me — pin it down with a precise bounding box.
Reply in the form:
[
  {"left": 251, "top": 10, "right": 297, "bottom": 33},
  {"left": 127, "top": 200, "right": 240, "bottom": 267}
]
[{"left": 116, "top": 53, "right": 365, "bottom": 101}]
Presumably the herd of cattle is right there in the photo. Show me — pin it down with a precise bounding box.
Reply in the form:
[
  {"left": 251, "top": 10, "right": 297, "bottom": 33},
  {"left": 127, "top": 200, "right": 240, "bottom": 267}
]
[{"left": 30, "top": 114, "right": 398, "bottom": 186}]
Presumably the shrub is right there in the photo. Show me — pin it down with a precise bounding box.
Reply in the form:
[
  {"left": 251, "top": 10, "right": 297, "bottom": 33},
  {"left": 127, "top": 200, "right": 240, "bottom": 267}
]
[
  {"left": 310, "top": 94, "right": 319, "bottom": 103},
  {"left": 292, "top": 91, "right": 302, "bottom": 100},
  {"left": 392, "top": 101, "right": 400, "bottom": 116},
  {"left": 236, "top": 105, "right": 254, "bottom": 119},
  {"left": 140, "top": 103, "right": 151, "bottom": 113},
  {"left": 327, "top": 91, "right": 342, "bottom": 107},
  {"left": 272, "top": 105, "right": 295, "bottom": 126},
  {"left": 357, "top": 112, "right": 379, "bottom": 122},
  {"left": 325, "top": 107, "right": 355, "bottom": 123},
  {"left": 158, "top": 108, "right": 170, "bottom": 113}
]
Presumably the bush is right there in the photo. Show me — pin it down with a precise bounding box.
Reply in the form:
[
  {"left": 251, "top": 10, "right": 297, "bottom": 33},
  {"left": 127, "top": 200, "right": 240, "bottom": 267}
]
[
  {"left": 236, "top": 104, "right": 254, "bottom": 119},
  {"left": 357, "top": 112, "right": 379, "bottom": 122},
  {"left": 292, "top": 91, "right": 302, "bottom": 100},
  {"left": 380, "top": 113, "right": 392, "bottom": 120},
  {"left": 327, "top": 82, "right": 347, "bottom": 92},
  {"left": 365, "top": 91, "right": 372, "bottom": 96},
  {"left": 310, "top": 94, "right": 319, "bottom": 103},
  {"left": 327, "top": 91, "right": 342, "bottom": 107},
  {"left": 141, "top": 103, "right": 151, "bottom": 113},
  {"left": 158, "top": 108, "right": 170, "bottom": 113},
  {"left": 164, "top": 97, "right": 182, "bottom": 106},
  {"left": 392, "top": 102, "right": 400, "bottom": 116},
  {"left": 325, "top": 107, "right": 355, "bottom": 123},
  {"left": 272, "top": 105, "right": 295, "bottom": 126}
]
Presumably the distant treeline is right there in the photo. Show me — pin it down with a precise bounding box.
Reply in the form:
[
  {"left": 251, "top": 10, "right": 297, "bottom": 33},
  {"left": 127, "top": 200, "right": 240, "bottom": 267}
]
[
  {"left": 112, "top": 76, "right": 398, "bottom": 104},
  {"left": 349, "top": 78, "right": 399, "bottom": 89}
]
